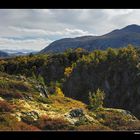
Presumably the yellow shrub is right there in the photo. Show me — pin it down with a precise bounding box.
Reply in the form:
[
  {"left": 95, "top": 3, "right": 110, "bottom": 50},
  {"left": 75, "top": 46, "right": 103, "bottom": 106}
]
[
  {"left": 64, "top": 67, "right": 73, "bottom": 77},
  {"left": 55, "top": 87, "right": 64, "bottom": 97}
]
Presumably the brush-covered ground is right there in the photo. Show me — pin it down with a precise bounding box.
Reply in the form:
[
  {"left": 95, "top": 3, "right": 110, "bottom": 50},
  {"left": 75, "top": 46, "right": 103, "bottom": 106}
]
[{"left": 0, "top": 72, "right": 140, "bottom": 131}]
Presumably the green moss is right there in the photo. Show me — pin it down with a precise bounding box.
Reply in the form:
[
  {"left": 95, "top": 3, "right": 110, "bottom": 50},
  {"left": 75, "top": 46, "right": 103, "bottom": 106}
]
[{"left": 37, "top": 96, "right": 53, "bottom": 104}]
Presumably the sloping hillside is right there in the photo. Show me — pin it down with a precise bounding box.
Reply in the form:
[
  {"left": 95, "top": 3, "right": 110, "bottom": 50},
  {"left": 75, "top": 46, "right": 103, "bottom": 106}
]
[{"left": 0, "top": 72, "right": 140, "bottom": 130}]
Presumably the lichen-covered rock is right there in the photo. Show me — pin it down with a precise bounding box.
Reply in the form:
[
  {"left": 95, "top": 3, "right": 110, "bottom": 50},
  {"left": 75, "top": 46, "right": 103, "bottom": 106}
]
[
  {"left": 21, "top": 111, "right": 39, "bottom": 120},
  {"left": 94, "top": 108, "right": 140, "bottom": 130},
  {"left": 69, "top": 108, "right": 84, "bottom": 118},
  {"left": 103, "top": 108, "right": 138, "bottom": 121},
  {"left": 64, "top": 108, "right": 99, "bottom": 125}
]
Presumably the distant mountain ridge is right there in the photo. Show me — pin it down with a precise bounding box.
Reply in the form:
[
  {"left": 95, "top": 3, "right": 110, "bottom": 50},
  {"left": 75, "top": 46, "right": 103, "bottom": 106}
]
[
  {"left": 0, "top": 49, "right": 38, "bottom": 57},
  {"left": 40, "top": 24, "right": 140, "bottom": 53},
  {"left": 0, "top": 50, "right": 9, "bottom": 57}
]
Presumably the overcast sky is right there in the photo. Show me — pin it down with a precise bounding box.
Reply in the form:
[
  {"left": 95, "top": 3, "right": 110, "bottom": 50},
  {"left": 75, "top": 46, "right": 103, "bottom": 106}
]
[{"left": 0, "top": 9, "right": 140, "bottom": 51}]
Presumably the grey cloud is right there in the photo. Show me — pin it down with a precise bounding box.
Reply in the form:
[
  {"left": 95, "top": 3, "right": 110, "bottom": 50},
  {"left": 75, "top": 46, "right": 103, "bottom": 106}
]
[{"left": 0, "top": 9, "right": 140, "bottom": 51}]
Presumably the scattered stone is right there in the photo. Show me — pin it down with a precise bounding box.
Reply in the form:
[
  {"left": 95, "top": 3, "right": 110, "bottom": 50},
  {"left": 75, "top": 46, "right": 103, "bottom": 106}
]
[
  {"left": 21, "top": 111, "right": 39, "bottom": 120},
  {"left": 0, "top": 97, "right": 4, "bottom": 101},
  {"left": 15, "top": 75, "right": 26, "bottom": 81},
  {"left": 30, "top": 111, "right": 39, "bottom": 119},
  {"left": 35, "top": 84, "right": 49, "bottom": 98}
]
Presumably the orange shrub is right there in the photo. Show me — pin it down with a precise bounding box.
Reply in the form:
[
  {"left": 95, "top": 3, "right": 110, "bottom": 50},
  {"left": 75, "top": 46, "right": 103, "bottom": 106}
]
[
  {"left": 76, "top": 124, "right": 111, "bottom": 131},
  {"left": 35, "top": 115, "right": 70, "bottom": 130},
  {"left": 0, "top": 100, "right": 14, "bottom": 112},
  {"left": 14, "top": 121, "right": 40, "bottom": 131}
]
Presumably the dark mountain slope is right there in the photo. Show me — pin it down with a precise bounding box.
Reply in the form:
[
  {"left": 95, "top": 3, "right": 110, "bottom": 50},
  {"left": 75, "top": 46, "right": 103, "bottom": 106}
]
[{"left": 40, "top": 24, "right": 140, "bottom": 53}]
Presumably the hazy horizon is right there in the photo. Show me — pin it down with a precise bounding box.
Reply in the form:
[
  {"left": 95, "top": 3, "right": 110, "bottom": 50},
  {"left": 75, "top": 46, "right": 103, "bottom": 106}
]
[{"left": 0, "top": 9, "right": 140, "bottom": 51}]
